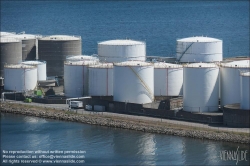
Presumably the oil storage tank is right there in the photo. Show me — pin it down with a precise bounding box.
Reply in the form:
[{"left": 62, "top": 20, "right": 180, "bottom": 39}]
[
  {"left": 240, "top": 72, "right": 250, "bottom": 110},
  {"left": 88, "top": 63, "right": 113, "bottom": 96},
  {"left": 154, "top": 62, "right": 183, "bottom": 96},
  {"left": 66, "top": 55, "right": 99, "bottom": 61},
  {"left": 64, "top": 60, "right": 97, "bottom": 98},
  {"left": 0, "top": 37, "right": 22, "bottom": 77},
  {"left": 38, "top": 35, "right": 82, "bottom": 76},
  {"left": 98, "top": 39, "right": 146, "bottom": 62},
  {"left": 4, "top": 33, "right": 41, "bottom": 60},
  {"left": 183, "top": 63, "right": 219, "bottom": 112},
  {"left": 220, "top": 60, "right": 250, "bottom": 107},
  {"left": 4, "top": 64, "right": 37, "bottom": 91},
  {"left": 21, "top": 61, "right": 46, "bottom": 81},
  {"left": 176, "top": 36, "right": 222, "bottom": 62},
  {"left": 114, "top": 61, "right": 154, "bottom": 104}
]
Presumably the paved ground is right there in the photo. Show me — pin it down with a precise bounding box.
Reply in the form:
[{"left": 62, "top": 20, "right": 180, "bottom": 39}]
[{"left": 5, "top": 100, "right": 250, "bottom": 134}]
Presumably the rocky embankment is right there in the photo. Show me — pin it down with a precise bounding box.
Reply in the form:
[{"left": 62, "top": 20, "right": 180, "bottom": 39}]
[{"left": 1, "top": 102, "right": 249, "bottom": 144}]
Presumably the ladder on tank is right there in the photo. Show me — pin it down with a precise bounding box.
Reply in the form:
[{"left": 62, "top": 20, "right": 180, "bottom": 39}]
[{"left": 129, "top": 66, "right": 154, "bottom": 101}]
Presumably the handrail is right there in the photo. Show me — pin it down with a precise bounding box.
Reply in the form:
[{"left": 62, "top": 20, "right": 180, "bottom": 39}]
[
  {"left": 129, "top": 66, "right": 154, "bottom": 101},
  {"left": 177, "top": 42, "right": 195, "bottom": 62}
]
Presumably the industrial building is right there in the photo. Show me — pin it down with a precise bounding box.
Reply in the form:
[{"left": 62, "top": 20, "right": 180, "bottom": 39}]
[{"left": 1, "top": 33, "right": 249, "bottom": 128}]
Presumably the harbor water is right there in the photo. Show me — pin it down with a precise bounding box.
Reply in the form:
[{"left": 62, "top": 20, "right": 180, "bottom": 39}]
[{"left": 1, "top": 113, "right": 249, "bottom": 165}]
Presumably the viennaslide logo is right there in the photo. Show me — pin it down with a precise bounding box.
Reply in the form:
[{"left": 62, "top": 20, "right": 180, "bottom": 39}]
[{"left": 219, "top": 146, "right": 248, "bottom": 165}]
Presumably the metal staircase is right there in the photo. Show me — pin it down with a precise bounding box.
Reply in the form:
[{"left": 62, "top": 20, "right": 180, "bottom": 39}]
[
  {"left": 177, "top": 42, "right": 195, "bottom": 62},
  {"left": 129, "top": 66, "right": 154, "bottom": 101}
]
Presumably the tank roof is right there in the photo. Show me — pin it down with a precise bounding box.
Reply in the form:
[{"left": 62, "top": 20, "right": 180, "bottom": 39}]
[
  {"left": 4, "top": 64, "right": 36, "bottom": 69},
  {"left": 22, "top": 61, "right": 46, "bottom": 65},
  {"left": 0, "top": 32, "right": 16, "bottom": 36},
  {"left": 114, "top": 61, "right": 152, "bottom": 67},
  {"left": 221, "top": 60, "right": 250, "bottom": 68},
  {"left": 98, "top": 39, "right": 144, "bottom": 46},
  {"left": 0, "top": 37, "right": 20, "bottom": 43},
  {"left": 177, "top": 36, "right": 221, "bottom": 42},
  {"left": 88, "top": 63, "right": 113, "bottom": 68},
  {"left": 240, "top": 71, "right": 250, "bottom": 76},
  {"left": 40, "top": 35, "right": 81, "bottom": 41},
  {"left": 184, "top": 63, "right": 218, "bottom": 68},
  {"left": 154, "top": 62, "right": 182, "bottom": 68},
  {"left": 66, "top": 55, "right": 99, "bottom": 61},
  {"left": 5, "top": 34, "right": 40, "bottom": 40},
  {"left": 64, "top": 60, "right": 97, "bottom": 66}
]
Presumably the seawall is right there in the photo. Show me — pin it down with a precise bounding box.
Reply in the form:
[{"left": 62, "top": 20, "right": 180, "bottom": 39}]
[{"left": 1, "top": 102, "right": 249, "bottom": 144}]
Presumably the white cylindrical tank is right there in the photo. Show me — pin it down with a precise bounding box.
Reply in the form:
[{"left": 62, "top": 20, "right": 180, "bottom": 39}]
[
  {"left": 66, "top": 55, "right": 99, "bottom": 61},
  {"left": 21, "top": 61, "right": 46, "bottom": 81},
  {"left": 183, "top": 63, "right": 219, "bottom": 112},
  {"left": 64, "top": 61, "right": 97, "bottom": 98},
  {"left": 154, "top": 62, "right": 183, "bottom": 96},
  {"left": 176, "top": 36, "right": 222, "bottom": 62},
  {"left": 220, "top": 60, "right": 250, "bottom": 106},
  {"left": 88, "top": 63, "right": 113, "bottom": 96},
  {"left": 240, "top": 72, "right": 250, "bottom": 110},
  {"left": 4, "top": 64, "right": 37, "bottom": 91},
  {"left": 98, "top": 39, "right": 146, "bottom": 62},
  {"left": 114, "top": 61, "right": 154, "bottom": 104}
]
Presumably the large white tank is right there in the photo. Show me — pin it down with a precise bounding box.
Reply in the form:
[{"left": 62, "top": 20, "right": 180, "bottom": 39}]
[
  {"left": 66, "top": 55, "right": 99, "bottom": 61},
  {"left": 21, "top": 61, "right": 46, "bottom": 81},
  {"left": 113, "top": 61, "right": 154, "bottom": 104},
  {"left": 88, "top": 63, "right": 113, "bottom": 96},
  {"left": 240, "top": 72, "right": 250, "bottom": 110},
  {"left": 154, "top": 62, "right": 183, "bottom": 96},
  {"left": 64, "top": 61, "right": 97, "bottom": 98},
  {"left": 220, "top": 60, "right": 250, "bottom": 106},
  {"left": 98, "top": 39, "right": 146, "bottom": 62},
  {"left": 4, "top": 64, "right": 37, "bottom": 91},
  {"left": 176, "top": 36, "right": 222, "bottom": 62},
  {"left": 183, "top": 63, "right": 219, "bottom": 112}
]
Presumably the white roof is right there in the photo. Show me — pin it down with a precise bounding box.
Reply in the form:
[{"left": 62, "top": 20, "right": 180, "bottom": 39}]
[
  {"left": 177, "top": 36, "right": 221, "bottom": 42},
  {"left": 184, "top": 63, "right": 218, "bottom": 68},
  {"left": 0, "top": 37, "right": 20, "bottom": 43},
  {"left": 88, "top": 63, "right": 113, "bottom": 68},
  {"left": 22, "top": 61, "right": 46, "bottom": 65},
  {"left": 0, "top": 32, "right": 16, "bottom": 36},
  {"left": 114, "top": 61, "right": 152, "bottom": 67},
  {"left": 64, "top": 61, "right": 97, "bottom": 66},
  {"left": 98, "top": 39, "right": 145, "bottom": 46},
  {"left": 4, "top": 64, "right": 36, "bottom": 69},
  {"left": 240, "top": 71, "right": 250, "bottom": 76},
  {"left": 40, "top": 35, "right": 80, "bottom": 41},
  {"left": 221, "top": 60, "right": 250, "bottom": 68},
  {"left": 66, "top": 55, "right": 98, "bottom": 61},
  {"left": 5, "top": 34, "right": 39, "bottom": 40},
  {"left": 154, "top": 62, "right": 182, "bottom": 68}
]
